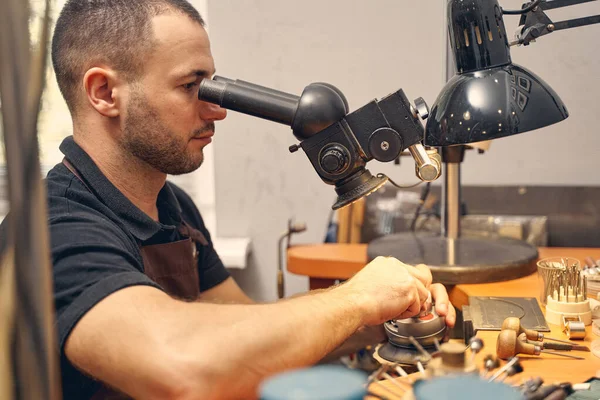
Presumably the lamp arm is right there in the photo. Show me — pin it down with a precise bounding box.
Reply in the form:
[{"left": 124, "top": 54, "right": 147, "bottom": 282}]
[
  {"left": 541, "top": 0, "right": 596, "bottom": 10},
  {"left": 511, "top": 0, "right": 600, "bottom": 46}
]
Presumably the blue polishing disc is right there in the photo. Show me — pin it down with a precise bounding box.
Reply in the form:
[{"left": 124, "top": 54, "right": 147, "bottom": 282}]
[
  {"left": 259, "top": 365, "right": 368, "bottom": 400},
  {"left": 412, "top": 375, "right": 523, "bottom": 400}
]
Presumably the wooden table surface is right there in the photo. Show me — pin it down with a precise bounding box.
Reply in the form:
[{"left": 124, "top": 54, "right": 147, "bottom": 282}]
[{"left": 287, "top": 244, "right": 600, "bottom": 396}]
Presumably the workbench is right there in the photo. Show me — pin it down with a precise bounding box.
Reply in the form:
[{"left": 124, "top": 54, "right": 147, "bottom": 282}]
[{"left": 287, "top": 245, "right": 600, "bottom": 396}]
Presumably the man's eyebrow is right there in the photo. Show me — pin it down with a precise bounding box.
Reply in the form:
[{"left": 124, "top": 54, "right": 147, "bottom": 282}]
[{"left": 178, "top": 69, "right": 214, "bottom": 79}]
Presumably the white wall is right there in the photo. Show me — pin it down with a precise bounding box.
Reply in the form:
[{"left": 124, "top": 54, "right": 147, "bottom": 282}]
[{"left": 207, "top": 0, "right": 600, "bottom": 301}]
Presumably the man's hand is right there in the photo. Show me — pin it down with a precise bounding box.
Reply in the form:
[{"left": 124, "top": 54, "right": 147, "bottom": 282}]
[
  {"left": 338, "top": 256, "right": 432, "bottom": 326},
  {"left": 337, "top": 257, "right": 456, "bottom": 329}
]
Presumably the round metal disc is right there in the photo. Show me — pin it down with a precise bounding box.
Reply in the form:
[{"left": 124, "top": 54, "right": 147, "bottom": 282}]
[{"left": 368, "top": 233, "right": 538, "bottom": 284}]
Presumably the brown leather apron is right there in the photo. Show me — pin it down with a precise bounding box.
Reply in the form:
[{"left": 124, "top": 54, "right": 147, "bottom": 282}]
[{"left": 62, "top": 159, "right": 207, "bottom": 399}]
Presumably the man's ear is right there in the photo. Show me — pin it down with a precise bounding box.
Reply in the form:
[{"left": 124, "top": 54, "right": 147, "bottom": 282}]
[{"left": 83, "top": 67, "right": 123, "bottom": 117}]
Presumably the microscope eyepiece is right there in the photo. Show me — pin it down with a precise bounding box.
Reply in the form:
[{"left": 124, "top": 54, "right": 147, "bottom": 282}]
[{"left": 199, "top": 78, "right": 299, "bottom": 125}]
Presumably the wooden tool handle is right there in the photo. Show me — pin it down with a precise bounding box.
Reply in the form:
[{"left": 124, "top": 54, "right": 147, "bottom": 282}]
[
  {"left": 501, "top": 317, "right": 542, "bottom": 341},
  {"left": 497, "top": 329, "right": 541, "bottom": 360}
]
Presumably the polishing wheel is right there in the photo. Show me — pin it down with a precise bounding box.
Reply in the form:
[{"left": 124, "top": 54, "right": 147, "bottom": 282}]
[{"left": 377, "top": 305, "right": 447, "bottom": 364}]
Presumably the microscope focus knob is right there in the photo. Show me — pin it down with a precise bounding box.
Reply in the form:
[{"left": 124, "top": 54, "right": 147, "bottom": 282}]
[
  {"left": 320, "top": 145, "right": 349, "bottom": 174},
  {"left": 414, "top": 97, "right": 429, "bottom": 120}
]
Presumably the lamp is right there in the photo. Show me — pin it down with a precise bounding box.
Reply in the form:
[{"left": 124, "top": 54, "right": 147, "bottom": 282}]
[
  {"left": 426, "top": 0, "right": 568, "bottom": 146},
  {"left": 368, "top": 0, "right": 598, "bottom": 284}
]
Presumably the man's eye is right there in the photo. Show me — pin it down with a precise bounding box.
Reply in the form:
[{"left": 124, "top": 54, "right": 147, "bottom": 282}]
[{"left": 183, "top": 82, "right": 198, "bottom": 91}]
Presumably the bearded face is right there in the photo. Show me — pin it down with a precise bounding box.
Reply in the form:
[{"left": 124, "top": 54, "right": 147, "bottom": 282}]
[{"left": 121, "top": 85, "right": 215, "bottom": 175}]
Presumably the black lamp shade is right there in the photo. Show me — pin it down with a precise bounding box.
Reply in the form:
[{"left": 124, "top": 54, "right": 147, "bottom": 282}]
[
  {"left": 425, "top": 64, "right": 569, "bottom": 146},
  {"left": 425, "top": 0, "right": 569, "bottom": 146}
]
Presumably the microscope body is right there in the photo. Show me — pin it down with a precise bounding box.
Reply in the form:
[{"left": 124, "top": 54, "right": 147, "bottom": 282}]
[
  {"left": 199, "top": 77, "right": 440, "bottom": 209},
  {"left": 296, "top": 89, "right": 423, "bottom": 181}
]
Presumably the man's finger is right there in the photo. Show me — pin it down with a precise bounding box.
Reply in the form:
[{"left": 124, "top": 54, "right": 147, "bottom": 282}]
[
  {"left": 430, "top": 283, "right": 449, "bottom": 313},
  {"left": 430, "top": 283, "right": 456, "bottom": 328},
  {"left": 408, "top": 263, "right": 433, "bottom": 288},
  {"left": 413, "top": 277, "right": 430, "bottom": 306}
]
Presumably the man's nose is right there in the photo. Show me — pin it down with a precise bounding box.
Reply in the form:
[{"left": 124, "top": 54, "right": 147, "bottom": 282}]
[{"left": 199, "top": 101, "right": 227, "bottom": 121}]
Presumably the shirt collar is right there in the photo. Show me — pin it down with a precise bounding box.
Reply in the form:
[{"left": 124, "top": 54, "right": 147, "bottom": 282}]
[{"left": 60, "top": 136, "right": 182, "bottom": 241}]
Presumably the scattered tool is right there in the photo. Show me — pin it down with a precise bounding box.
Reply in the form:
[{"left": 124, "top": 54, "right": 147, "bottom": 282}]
[
  {"left": 522, "top": 383, "right": 572, "bottom": 400},
  {"left": 426, "top": 342, "right": 478, "bottom": 378},
  {"left": 496, "top": 329, "right": 584, "bottom": 360},
  {"left": 523, "top": 337, "right": 589, "bottom": 352},
  {"left": 488, "top": 357, "right": 522, "bottom": 382},
  {"left": 562, "top": 315, "right": 586, "bottom": 340},
  {"left": 367, "top": 364, "right": 408, "bottom": 399},
  {"left": 467, "top": 337, "right": 484, "bottom": 365},
  {"left": 502, "top": 317, "right": 590, "bottom": 351},
  {"left": 482, "top": 354, "right": 500, "bottom": 377}
]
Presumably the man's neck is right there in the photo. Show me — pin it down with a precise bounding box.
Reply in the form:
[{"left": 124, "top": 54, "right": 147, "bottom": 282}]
[{"left": 73, "top": 132, "right": 165, "bottom": 221}]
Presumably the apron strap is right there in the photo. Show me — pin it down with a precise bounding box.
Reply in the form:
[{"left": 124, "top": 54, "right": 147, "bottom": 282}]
[
  {"left": 62, "top": 157, "right": 93, "bottom": 193},
  {"left": 178, "top": 220, "right": 209, "bottom": 246}
]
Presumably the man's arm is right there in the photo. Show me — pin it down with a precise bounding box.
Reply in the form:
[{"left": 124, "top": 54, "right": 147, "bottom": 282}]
[
  {"left": 65, "top": 256, "right": 431, "bottom": 400},
  {"left": 198, "top": 276, "right": 254, "bottom": 304}
]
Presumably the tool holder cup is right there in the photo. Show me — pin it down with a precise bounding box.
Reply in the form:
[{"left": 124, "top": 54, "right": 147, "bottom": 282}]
[{"left": 537, "top": 257, "right": 592, "bottom": 332}]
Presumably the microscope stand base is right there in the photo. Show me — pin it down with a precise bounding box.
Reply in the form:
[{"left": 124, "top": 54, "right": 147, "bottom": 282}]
[{"left": 367, "top": 233, "right": 538, "bottom": 285}]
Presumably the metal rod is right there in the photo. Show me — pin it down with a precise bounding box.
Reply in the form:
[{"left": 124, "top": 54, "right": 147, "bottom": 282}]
[
  {"left": 394, "top": 365, "right": 409, "bottom": 377},
  {"left": 417, "top": 361, "right": 426, "bottom": 376},
  {"left": 552, "top": 15, "right": 600, "bottom": 31},
  {"left": 489, "top": 357, "right": 519, "bottom": 382},
  {"left": 408, "top": 144, "right": 439, "bottom": 182},
  {"left": 541, "top": 350, "right": 584, "bottom": 360},
  {"left": 442, "top": 163, "right": 461, "bottom": 240},
  {"left": 542, "top": 0, "right": 598, "bottom": 11},
  {"left": 441, "top": 35, "right": 461, "bottom": 245},
  {"left": 545, "top": 336, "right": 586, "bottom": 345},
  {"left": 408, "top": 336, "right": 431, "bottom": 361},
  {"left": 367, "top": 366, "right": 404, "bottom": 400}
]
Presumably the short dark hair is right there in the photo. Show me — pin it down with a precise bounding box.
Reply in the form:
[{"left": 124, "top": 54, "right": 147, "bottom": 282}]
[{"left": 51, "top": 0, "right": 204, "bottom": 113}]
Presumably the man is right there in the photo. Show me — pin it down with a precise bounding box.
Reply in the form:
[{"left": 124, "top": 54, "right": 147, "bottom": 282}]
[{"left": 19, "top": 0, "right": 456, "bottom": 398}]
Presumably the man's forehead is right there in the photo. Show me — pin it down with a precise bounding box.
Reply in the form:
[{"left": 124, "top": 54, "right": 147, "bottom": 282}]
[{"left": 148, "top": 13, "right": 214, "bottom": 75}]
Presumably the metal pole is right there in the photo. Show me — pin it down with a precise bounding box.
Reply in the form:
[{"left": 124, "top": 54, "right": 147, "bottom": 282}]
[
  {"left": 440, "top": 13, "right": 462, "bottom": 243},
  {"left": 0, "top": 0, "right": 61, "bottom": 398},
  {"left": 442, "top": 163, "right": 461, "bottom": 240}
]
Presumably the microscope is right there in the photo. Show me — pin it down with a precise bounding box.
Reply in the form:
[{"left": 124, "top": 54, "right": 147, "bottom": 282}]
[
  {"left": 198, "top": 76, "right": 447, "bottom": 364},
  {"left": 198, "top": 77, "right": 442, "bottom": 210}
]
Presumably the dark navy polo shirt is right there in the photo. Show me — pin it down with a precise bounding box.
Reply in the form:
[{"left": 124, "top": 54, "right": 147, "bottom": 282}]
[{"left": 4, "top": 136, "right": 230, "bottom": 399}]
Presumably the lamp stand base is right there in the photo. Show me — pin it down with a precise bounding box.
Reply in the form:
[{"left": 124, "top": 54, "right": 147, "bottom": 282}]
[{"left": 367, "top": 233, "right": 538, "bottom": 284}]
